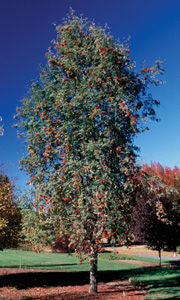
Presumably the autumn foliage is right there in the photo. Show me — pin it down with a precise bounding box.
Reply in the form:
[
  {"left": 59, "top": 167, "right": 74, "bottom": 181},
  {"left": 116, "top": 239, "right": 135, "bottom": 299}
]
[
  {"left": 134, "top": 164, "right": 180, "bottom": 260},
  {"left": 142, "top": 162, "right": 180, "bottom": 211},
  {"left": 142, "top": 162, "right": 180, "bottom": 191},
  {"left": 0, "top": 173, "right": 22, "bottom": 249}
]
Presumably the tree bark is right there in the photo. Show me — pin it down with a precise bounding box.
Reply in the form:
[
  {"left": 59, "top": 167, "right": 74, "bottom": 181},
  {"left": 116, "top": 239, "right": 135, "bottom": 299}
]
[
  {"left": 89, "top": 247, "right": 98, "bottom": 294},
  {"left": 158, "top": 248, "right": 161, "bottom": 266}
]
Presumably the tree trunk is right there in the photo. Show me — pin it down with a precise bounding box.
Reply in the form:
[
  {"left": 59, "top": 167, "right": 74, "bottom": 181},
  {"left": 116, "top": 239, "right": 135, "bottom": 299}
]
[
  {"left": 158, "top": 248, "right": 161, "bottom": 266},
  {"left": 89, "top": 247, "right": 98, "bottom": 294}
]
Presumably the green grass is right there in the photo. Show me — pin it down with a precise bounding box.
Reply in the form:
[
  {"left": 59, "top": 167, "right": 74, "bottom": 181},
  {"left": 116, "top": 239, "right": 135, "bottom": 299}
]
[
  {"left": 99, "top": 251, "right": 171, "bottom": 264},
  {"left": 0, "top": 249, "right": 139, "bottom": 271},
  {"left": 99, "top": 252, "right": 180, "bottom": 299},
  {"left": 128, "top": 265, "right": 180, "bottom": 299},
  {"left": 0, "top": 249, "right": 179, "bottom": 299}
]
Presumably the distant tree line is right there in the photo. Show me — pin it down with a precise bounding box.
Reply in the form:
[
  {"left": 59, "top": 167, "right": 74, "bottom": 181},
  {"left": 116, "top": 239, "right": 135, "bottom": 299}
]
[{"left": 0, "top": 172, "right": 22, "bottom": 250}]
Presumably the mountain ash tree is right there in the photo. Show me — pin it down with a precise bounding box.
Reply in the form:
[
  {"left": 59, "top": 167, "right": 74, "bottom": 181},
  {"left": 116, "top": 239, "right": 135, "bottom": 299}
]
[{"left": 15, "top": 11, "right": 163, "bottom": 293}]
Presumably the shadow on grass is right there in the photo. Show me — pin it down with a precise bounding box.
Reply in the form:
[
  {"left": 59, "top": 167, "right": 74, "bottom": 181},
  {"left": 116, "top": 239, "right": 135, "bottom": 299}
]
[
  {"left": 0, "top": 262, "right": 179, "bottom": 298},
  {"left": 130, "top": 263, "right": 180, "bottom": 299},
  {"left": 0, "top": 269, "right": 144, "bottom": 290},
  {"left": 165, "top": 260, "right": 180, "bottom": 267}
]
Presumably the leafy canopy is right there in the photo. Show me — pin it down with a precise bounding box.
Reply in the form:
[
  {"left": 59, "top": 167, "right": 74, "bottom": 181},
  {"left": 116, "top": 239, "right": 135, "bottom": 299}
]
[{"left": 15, "top": 10, "right": 163, "bottom": 257}]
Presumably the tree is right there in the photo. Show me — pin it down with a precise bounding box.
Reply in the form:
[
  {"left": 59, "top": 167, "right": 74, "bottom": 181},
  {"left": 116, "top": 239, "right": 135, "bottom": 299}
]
[
  {"left": 142, "top": 162, "right": 180, "bottom": 213},
  {"left": 134, "top": 171, "right": 179, "bottom": 265},
  {"left": 15, "top": 10, "right": 163, "bottom": 293},
  {"left": 20, "top": 188, "right": 50, "bottom": 252},
  {"left": 0, "top": 173, "right": 22, "bottom": 249}
]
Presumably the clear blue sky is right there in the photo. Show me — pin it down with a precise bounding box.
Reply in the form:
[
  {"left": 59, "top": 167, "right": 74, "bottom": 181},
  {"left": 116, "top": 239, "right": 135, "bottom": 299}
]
[{"left": 0, "top": 0, "right": 179, "bottom": 191}]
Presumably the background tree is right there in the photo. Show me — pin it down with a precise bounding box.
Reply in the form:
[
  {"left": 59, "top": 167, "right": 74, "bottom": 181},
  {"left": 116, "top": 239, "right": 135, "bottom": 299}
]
[
  {"left": 134, "top": 171, "right": 179, "bottom": 265},
  {"left": 142, "top": 162, "right": 180, "bottom": 213},
  {"left": 20, "top": 188, "right": 58, "bottom": 252},
  {"left": 0, "top": 173, "right": 22, "bottom": 250},
  {"left": 141, "top": 162, "right": 180, "bottom": 253},
  {"left": 15, "top": 10, "right": 163, "bottom": 293}
]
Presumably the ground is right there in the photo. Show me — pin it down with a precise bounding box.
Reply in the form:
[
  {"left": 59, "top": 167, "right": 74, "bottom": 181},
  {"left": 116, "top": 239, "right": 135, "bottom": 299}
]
[
  {"left": 0, "top": 268, "right": 147, "bottom": 299},
  {"left": 107, "top": 245, "right": 179, "bottom": 259},
  {"left": 0, "top": 246, "right": 178, "bottom": 299}
]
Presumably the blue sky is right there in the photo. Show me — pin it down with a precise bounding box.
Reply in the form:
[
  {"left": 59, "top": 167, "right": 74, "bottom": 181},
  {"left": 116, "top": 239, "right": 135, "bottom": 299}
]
[{"left": 0, "top": 0, "right": 179, "bottom": 191}]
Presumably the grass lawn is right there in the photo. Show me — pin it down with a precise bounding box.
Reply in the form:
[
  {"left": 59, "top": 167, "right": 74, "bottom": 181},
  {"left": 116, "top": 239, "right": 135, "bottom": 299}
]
[
  {"left": 128, "top": 265, "right": 180, "bottom": 299},
  {"left": 0, "top": 249, "right": 179, "bottom": 299},
  {"left": 99, "top": 251, "right": 169, "bottom": 264},
  {"left": 0, "top": 249, "right": 139, "bottom": 271},
  {"left": 99, "top": 252, "right": 180, "bottom": 299}
]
